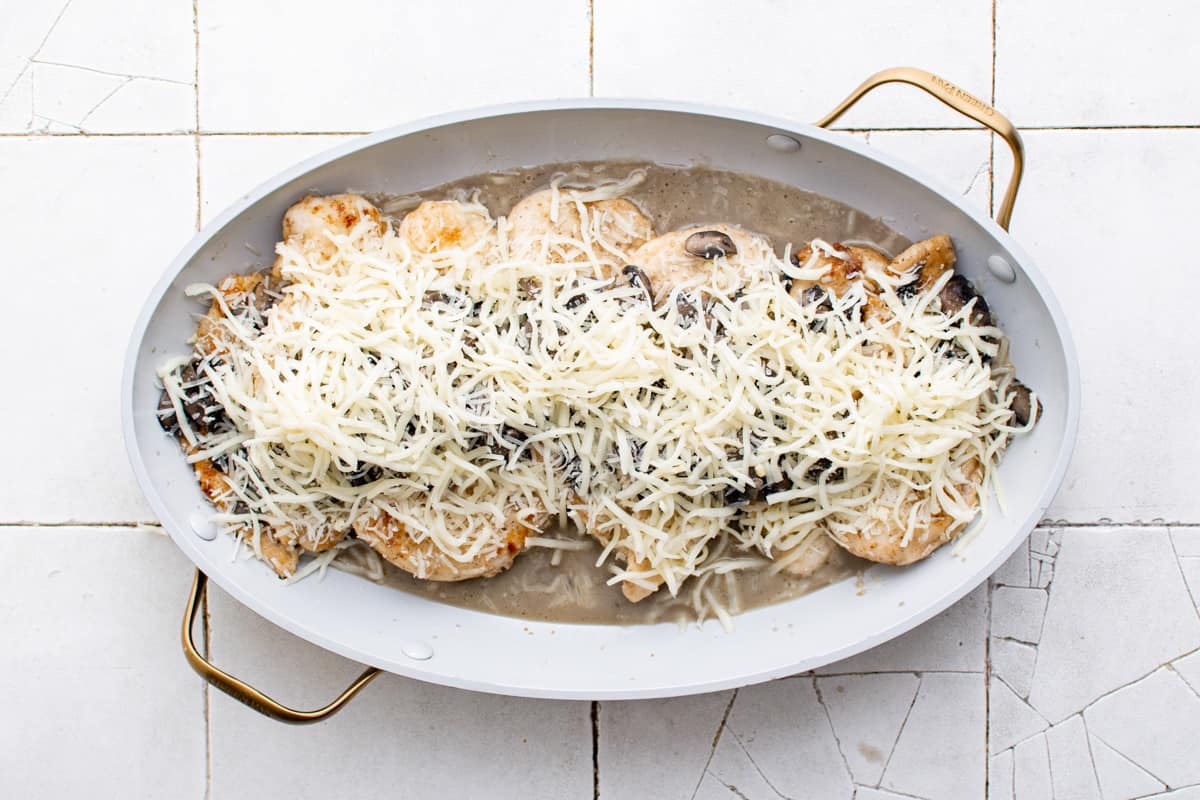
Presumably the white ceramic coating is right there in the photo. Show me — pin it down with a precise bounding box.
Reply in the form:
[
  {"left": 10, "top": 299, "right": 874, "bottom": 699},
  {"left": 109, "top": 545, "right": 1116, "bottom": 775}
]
[{"left": 121, "top": 99, "right": 1079, "bottom": 699}]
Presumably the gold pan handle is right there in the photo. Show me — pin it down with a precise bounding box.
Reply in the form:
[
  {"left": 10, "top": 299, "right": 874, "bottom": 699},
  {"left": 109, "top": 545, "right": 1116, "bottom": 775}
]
[
  {"left": 815, "top": 66, "right": 1025, "bottom": 230},
  {"left": 183, "top": 570, "right": 380, "bottom": 724}
]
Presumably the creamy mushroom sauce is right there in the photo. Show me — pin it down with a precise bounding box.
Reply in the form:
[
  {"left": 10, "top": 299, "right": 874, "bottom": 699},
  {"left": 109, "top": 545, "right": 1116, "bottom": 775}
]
[{"left": 364, "top": 161, "right": 909, "bottom": 625}]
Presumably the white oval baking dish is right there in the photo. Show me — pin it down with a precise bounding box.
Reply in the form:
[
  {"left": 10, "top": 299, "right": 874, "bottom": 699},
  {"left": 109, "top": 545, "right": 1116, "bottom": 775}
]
[{"left": 122, "top": 69, "right": 1079, "bottom": 716}]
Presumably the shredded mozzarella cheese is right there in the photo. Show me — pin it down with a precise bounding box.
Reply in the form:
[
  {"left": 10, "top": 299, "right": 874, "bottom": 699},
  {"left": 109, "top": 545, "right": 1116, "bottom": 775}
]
[{"left": 160, "top": 187, "right": 1030, "bottom": 602}]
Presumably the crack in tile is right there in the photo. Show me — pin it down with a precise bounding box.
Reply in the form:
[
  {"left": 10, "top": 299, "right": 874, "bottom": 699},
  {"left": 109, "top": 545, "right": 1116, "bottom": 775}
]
[
  {"left": 1167, "top": 533, "right": 1200, "bottom": 623},
  {"left": 32, "top": 113, "right": 81, "bottom": 133},
  {"left": 1138, "top": 784, "right": 1200, "bottom": 799},
  {"left": 962, "top": 158, "right": 990, "bottom": 198},
  {"left": 1168, "top": 655, "right": 1200, "bottom": 700},
  {"left": 76, "top": 76, "right": 133, "bottom": 128},
  {"left": 877, "top": 674, "right": 921, "bottom": 788},
  {"left": 0, "top": 0, "right": 73, "bottom": 107},
  {"left": 1080, "top": 715, "right": 1102, "bottom": 800},
  {"left": 715, "top": 778, "right": 751, "bottom": 800},
  {"left": 812, "top": 675, "right": 854, "bottom": 782},
  {"left": 1066, "top": 645, "right": 1200, "bottom": 725},
  {"left": 726, "top": 728, "right": 793, "bottom": 800},
  {"left": 690, "top": 689, "right": 738, "bottom": 800},
  {"left": 29, "top": 59, "right": 193, "bottom": 86},
  {"left": 1089, "top": 731, "right": 1171, "bottom": 790},
  {"left": 1047, "top": 733, "right": 1058, "bottom": 800},
  {"left": 854, "top": 785, "right": 930, "bottom": 800}
]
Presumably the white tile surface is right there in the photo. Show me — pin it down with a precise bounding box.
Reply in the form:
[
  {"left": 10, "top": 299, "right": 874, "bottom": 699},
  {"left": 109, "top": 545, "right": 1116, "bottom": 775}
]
[
  {"left": 1012, "top": 734, "right": 1052, "bottom": 800},
  {"left": 1044, "top": 715, "right": 1102, "bottom": 800},
  {"left": 198, "top": 0, "right": 589, "bottom": 132},
  {"left": 707, "top": 680, "right": 852, "bottom": 798},
  {"left": 989, "top": 749, "right": 1015, "bottom": 800},
  {"left": 996, "top": 0, "right": 1200, "bottom": 126},
  {"left": 600, "top": 691, "right": 735, "bottom": 799},
  {"left": 1088, "top": 734, "right": 1166, "bottom": 800},
  {"left": 0, "top": 136, "right": 196, "bottom": 522},
  {"left": 1027, "top": 528, "right": 1200, "bottom": 724},
  {"left": 998, "top": 130, "right": 1200, "bottom": 522},
  {"left": 818, "top": 673, "right": 920, "bottom": 786},
  {"left": 0, "top": 0, "right": 194, "bottom": 133},
  {"left": 990, "top": 637, "right": 1037, "bottom": 699},
  {"left": 854, "top": 130, "right": 992, "bottom": 212},
  {"left": 0, "top": 527, "right": 205, "bottom": 798},
  {"left": 5, "top": 1, "right": 1200, "bottom": 796},
  {"left": 991, "top": 587, "right": 1048, "bottom": 644},
  {"left": 988, "top": 679, "right": 1048, "bottom": 756},
  {"left": 594, "top": 0, "right": 993, "bottom": 130},
  {"left": 1084, "top": 667, "right": 1200, "bottom": 788},
  {"left": 880, "top": 673, "right": 986, "bottom": 800},
  {"left": 206, "top": 583, "right": 592, "bottom": 799}
]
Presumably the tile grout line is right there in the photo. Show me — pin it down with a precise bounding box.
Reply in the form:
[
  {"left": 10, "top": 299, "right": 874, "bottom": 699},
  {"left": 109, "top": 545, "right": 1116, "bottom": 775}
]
[
  {"left": 5, "top": 124, "right": 1200, "bottom": 140},
  {"left": 193, "top": 0, "right": 201, "bottom": 231},
  {"left": 587, "top": 0, "right": 594, "bottom": 97},
  {"left": 590, "top": 700, "right": 600, "bottom": 799},
  {"left": 193, "top": 3, "right": 210, "bottom": 796},
  {"left": 689, "top": 689, "right": 738, "bottom": 800},
  {"left": 985, "top": 4, "right": 997, "bottom": 791},
  {"left": 203, "top": 590, "right": 213, "bottom": 800}
]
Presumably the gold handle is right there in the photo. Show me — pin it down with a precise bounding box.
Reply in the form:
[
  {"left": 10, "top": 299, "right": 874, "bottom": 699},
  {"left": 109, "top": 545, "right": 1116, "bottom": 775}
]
[
  {"left": 815, "top": 66, "right": 1025, "bottom": 231},
  {"left": 183, "top": 570, "right": 380, "bottom": 724}
]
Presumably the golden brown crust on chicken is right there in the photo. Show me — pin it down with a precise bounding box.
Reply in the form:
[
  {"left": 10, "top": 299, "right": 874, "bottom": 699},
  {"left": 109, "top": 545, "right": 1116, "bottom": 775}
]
[
  {"left": 194, "top": 459, "right": 300, "bottom": 577},
  {"left": 272, "top": 194, "right": 385, "bottom": 278},
  {"left": 352, "top": 510, "right": 539, "bottom": 582},
  {"left": 886, "top": 233, "right": 956, "bottom": 290},
  {"left": 789, "top": 241, "right": 893, "bottom": 323},
  {"left": 194, "top": 272, "right": 267, "bottom": 356},
  {"left": 572, "top": 503, "right": 665, "bottom": 602},
  {"left": 399, "top": 200, "right": 493, "bottom": 254},
  {"left": 833, "top": 461, "right": 981, "bottom": 566}
]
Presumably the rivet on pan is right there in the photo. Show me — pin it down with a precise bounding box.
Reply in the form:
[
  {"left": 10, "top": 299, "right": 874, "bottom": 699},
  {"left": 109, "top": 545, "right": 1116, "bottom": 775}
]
[
  {"left": 401, "top": 641, "right": 434, "bottom": 661},
  {"left": 987, "top": 254, "right": 1017, "bottom": 284},
  {"left": 765, "top": 134, "right": 802, "bottom": 153},
  {"left": 189, "top": 511, "right": 217, "bottom": 541}
]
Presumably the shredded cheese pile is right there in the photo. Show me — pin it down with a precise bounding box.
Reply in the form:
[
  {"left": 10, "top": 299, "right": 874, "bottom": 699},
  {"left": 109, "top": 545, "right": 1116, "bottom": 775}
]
[{"left": 159, "top": 185, "right": 1030, "bottom": 602}]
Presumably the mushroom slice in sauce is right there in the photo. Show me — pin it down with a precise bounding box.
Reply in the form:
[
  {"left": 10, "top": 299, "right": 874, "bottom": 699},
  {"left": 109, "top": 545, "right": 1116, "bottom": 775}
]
[
  {"left": 684, "top": 229, "right": 739, "bottom": 259},
  {"left": 938, "top": 274, "right": 993, "bottom": 328},
  {"left": 1008, "top": 380, "right": 1042, "bottom": 426}
]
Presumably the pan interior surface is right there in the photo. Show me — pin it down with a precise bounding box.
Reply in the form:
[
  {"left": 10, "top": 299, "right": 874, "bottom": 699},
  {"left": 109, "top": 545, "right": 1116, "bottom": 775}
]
[{"left": 124, "top": 102, "right": 1077, "bottom": 699}]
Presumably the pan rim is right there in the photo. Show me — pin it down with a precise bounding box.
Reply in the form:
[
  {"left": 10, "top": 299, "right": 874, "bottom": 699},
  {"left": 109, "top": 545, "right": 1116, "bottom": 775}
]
[{"left": 122, "top": 97, "right": 1080, "bottom": 699}]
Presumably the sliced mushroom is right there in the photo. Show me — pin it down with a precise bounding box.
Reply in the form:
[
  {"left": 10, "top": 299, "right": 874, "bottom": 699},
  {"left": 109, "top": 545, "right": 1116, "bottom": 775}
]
[
  {"left": 1008, "top": 381, "right": 1042, "bottom": 426},
  {"left": 346, "top": 464, "right": 384, "bottom": 487},
  {"left": 676, "top": 292, "right": 700, "bottom": 324},
  {"left": 723, "top": 476, "right": 764, "bottom": 506},
  {"left": 805, "top": 457, "right": 845, "bottom": 483},
  {"left": 896, "top": 278, "right": 920, "bottom": 302},
  {"left": 938, "top": 274, "right": 992, "bottom": 327},
  {"left": 622, "top": 264, "right": 654, "bottom": 305},
  {"left": 684, "top": 230, "right": 738, "bottom": 259}
]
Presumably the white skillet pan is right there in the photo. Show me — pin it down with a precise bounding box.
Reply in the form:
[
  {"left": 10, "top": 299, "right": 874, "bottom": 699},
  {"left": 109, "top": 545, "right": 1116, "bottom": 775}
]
[{"left": 122, "top": 68, "right": 1079, "bottom": 721}]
